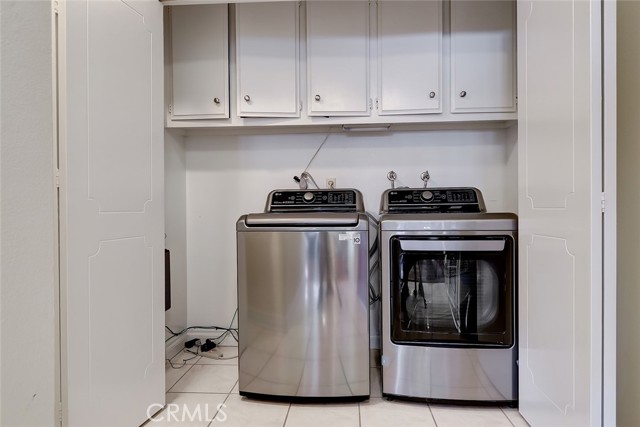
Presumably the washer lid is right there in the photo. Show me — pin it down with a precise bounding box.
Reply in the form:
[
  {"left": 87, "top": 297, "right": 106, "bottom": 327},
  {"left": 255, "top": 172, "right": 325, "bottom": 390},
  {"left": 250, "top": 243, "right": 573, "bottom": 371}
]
[{"left": 242, "top": 212, "right": 363, "bottom": 227}]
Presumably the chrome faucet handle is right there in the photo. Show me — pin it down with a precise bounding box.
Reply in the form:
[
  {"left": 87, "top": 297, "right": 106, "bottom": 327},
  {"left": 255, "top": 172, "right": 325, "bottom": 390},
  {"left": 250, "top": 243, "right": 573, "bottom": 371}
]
[
  {"left": 420, "top": 170, "right": 430, "bottom": 188},
  {"left": 294, "top": 175, "right": 308, "bottom": 189},
  {"left": 387, "top": 171, "right": 397, "bottom": 189},
  {"left": 300, "top": 171, "right": 320, "bottom": 190}
]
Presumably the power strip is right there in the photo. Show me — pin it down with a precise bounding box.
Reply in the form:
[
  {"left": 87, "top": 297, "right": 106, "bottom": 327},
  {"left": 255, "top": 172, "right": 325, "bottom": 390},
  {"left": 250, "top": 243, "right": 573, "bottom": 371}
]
[{"left": 199, "top": 349, "right": 224, "bottom": 360}]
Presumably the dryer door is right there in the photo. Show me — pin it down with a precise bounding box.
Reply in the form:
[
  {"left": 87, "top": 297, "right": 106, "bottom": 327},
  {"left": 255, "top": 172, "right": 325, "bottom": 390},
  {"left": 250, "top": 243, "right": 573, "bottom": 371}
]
[{"left": 389, "top": 236, "right": 515, "bottom": 347}]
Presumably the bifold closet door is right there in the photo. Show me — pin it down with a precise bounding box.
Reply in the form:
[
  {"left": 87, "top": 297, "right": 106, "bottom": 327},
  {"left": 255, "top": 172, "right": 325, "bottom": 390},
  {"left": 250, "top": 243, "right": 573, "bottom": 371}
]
[
  {"left": 58, "top": 0, "right": 165, "bottom": 425},
  {"left": 517, "top": 0, "right": 609, "bottom": 426}
]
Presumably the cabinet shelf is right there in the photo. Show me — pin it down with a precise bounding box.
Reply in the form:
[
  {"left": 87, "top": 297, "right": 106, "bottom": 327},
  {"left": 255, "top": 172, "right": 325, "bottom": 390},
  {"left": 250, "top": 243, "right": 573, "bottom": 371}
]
[{"left": 165, "top": 113, "right": 517, "bottom": 135}]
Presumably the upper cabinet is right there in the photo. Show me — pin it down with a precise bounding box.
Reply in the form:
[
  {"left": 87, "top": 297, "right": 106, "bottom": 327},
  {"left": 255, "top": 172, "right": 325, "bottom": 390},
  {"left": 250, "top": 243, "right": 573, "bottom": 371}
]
[
  {"left": 450, "top": 0, "right": 516, "bottom": 113},
  {"left": 169, "top": 4, "right": 229, "bottom": 120},
  {"left": 306, "top": 1, "right": 370, "bottom": 117},
  {"left": 164, "top": 0, "right": 517, "bottom": 128},
  {"left": 236, "top": 2, "right": 300, "bottom": 117},
  {"left": 377, "top": 1, "right": 442, "bottom": 115}
]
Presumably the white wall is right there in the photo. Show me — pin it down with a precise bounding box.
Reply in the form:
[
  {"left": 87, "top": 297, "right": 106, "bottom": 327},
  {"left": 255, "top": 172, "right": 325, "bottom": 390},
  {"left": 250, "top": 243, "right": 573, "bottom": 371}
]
[
  {"left": 0, "top": 1, "right": 56, "bottom": 426},
  {"left": 165, "top": 130, "right": 188, "bottom": 335},
  {"left": 617, "top": 2, "right": 640, "bottom": 425},
  {"left": 183, "top": 127, "right": 518, "bottom": 343}
]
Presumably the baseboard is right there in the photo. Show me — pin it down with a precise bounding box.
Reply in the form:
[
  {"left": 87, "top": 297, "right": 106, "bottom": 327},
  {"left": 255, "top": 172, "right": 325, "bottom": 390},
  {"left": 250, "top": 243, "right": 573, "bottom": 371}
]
[{"left": 165, "top": 334, "right": 187, "bottom": 360}]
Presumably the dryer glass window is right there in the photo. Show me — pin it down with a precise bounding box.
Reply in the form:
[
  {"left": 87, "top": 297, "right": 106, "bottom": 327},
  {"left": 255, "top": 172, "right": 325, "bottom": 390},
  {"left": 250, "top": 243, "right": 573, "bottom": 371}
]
[{"left": 389, "top": 236, "right": 514, "bottom": 347}]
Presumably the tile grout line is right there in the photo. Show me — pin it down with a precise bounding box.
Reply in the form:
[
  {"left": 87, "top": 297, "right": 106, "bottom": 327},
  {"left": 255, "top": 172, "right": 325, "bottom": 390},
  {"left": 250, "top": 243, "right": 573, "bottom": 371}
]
[
  {"left": 165, "top": 360, "right": 198, "bottom": 393},
  {"left": 167, "top": 363, "right": 238, "bottom": 394},
  {"left": 203, "top": 382, "right": 236, "bottom": 427},
  {"left": 500, "top": 406, "right": 518, "bottom": 427},
  {"left": 358, "top": 401, "right": 362, "bottom": 427},
  {"left": 427, "top": 403, "right": 439, "bottom": 427},
  {"left": 165, "top": 391, "right": 231, "bottom": 395},
  {"left": 281, "top": 402, "right": 292, "bottom": 427}
]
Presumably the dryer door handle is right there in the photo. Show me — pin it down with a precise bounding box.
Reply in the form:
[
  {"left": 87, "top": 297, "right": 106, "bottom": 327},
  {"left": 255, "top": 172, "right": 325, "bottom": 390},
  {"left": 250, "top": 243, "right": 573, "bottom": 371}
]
[{"left": 399, "top": 240, "right": 505, "bottom": 252}]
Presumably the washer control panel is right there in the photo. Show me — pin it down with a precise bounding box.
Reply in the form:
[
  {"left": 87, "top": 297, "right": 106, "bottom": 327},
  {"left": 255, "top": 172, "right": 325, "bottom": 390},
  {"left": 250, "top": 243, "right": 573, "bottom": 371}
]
[
  {"left": 267, "top": 189, "right": 363, "bottom": 212},
  {"left": 381, "top": 187, "right": 485, "bottom": 214}
]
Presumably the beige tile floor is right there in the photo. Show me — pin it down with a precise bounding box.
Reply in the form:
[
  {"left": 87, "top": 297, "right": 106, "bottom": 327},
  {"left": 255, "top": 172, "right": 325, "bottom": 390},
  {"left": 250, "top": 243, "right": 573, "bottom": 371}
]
[{"left": 146, "top": 346, "right": 529, "bottom": 427}]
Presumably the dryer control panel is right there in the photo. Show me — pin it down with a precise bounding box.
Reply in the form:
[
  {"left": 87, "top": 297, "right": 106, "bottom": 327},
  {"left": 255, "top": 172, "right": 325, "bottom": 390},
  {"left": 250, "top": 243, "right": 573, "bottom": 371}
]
[{"left": 380, "top": 187, "right": 486, "bottom": 214}]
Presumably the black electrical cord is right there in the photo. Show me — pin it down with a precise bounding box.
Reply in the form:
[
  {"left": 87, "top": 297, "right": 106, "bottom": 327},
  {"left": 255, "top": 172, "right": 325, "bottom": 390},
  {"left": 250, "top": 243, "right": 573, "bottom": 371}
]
[
  {"left": 368, "top": 257, "right": 381, "bottom": 305},
  {"left": 165, "top": 348, "right": 199, "bottom": 369},
  {"left": 166, "top": 309, "right": 239, "bottom": 367},
  {"left": 165, "top": 308, "right": 239, "bottom": 343},
  {"left": 369, "top": 271, "right": 381, "bottom": 305},
  {"left": 367, "top": 212, "right": 381, "bottom": 305},
  {"left": 368, "top": 230, "right": 379, "bottom": 259}
]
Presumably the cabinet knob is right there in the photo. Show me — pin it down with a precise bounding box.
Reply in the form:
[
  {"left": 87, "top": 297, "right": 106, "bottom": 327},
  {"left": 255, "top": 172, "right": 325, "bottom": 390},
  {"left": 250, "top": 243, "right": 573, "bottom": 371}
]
[
  {"left": 244, "top": 95, "right": 251, "bottom": 102},
  {"left": 429, "top": 91, "right": 436, "bottom": 99},
  {"left": 460, "top": 91, "right": 467, "bottom": 98},
  {"left": 213, "top": 97, "right": 220, "bottom": 104},
  {"left": 314, "top": 94, "right": 321, "bottom": 101}
]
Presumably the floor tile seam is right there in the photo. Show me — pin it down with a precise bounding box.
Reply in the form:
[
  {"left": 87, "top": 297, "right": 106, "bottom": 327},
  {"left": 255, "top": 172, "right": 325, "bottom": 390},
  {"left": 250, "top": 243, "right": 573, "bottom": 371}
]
[
  {"left": 167, "top": 365, "right": 238, "bottom": 394},
  {"left": 166, "top": 361, "right": 197, "bottom": 392},
  {"left": 281, "top": 400, "right": 293, "bottom": 427},
  {"left": 166, "top": 391, "right": 231, "bottom": 395},
  {"left": 204, "top": 386, "right": 235, "bottom": 427},
  {"left": 168, "top": 359, "right": 201, "bottom": 367},
  {"left": 429, "top": 404, "right": 518, "bottom": 427},
  {"left": 171, "top": 350, "right": 202, "bottom": 364},
  {"left": 427, "top": 403, "right": 439, "bottom": 427},
  {"left": 193, "top": 363, "right": 238, "bottom": 367},
  {"left": 499, "top": 406, "right": 518, "bottom": 427}
]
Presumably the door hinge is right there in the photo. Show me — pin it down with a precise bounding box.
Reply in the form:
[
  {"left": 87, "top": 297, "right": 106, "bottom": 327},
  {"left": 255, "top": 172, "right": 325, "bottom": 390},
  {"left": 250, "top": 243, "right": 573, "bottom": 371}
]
[
  {"left": 375, "top": 98, "right": 379, "bottom": 110},
  {"left": 168, "top": 104, "right": 172, "bottom": 114},
  {"left": 299, "top": 101, "right": 303, "bottom": 112},
  {"left": 601, "top": 192, "right": 606, "bottom": 213},
  {"left": 55, "top": 169, "right": 60, "bottom": 189},
  {"left": 369, "top": 98, "right": 373, "bottom": 111}
]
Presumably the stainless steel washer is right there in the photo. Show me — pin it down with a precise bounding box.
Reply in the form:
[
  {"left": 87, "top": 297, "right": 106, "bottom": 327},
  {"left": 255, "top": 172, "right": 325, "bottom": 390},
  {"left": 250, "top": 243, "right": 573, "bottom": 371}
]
[
  {"left": 379, "top": 187, "right": 517, "bottom": 403},
  {"left": 236, "top": 189, "right": 370, "bottom": 400}
]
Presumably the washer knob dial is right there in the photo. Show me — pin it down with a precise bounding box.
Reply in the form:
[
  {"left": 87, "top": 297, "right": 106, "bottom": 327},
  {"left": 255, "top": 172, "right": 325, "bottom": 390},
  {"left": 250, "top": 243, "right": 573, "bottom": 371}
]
[
  {"left": 303, "top": 192, "right": 315, "bottom": 202},
  {"left": 421, "top": 190, "right": 434, "bottom": 202}
]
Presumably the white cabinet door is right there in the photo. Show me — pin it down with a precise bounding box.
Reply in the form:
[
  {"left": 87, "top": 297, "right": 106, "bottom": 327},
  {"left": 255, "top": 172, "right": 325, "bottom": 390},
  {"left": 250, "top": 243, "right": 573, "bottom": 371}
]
[
  {"left": 59, "top": 0, "right": 165, "bottom": 426},
  {"left": 236, "top": 2, "right": 299, "bottom": 117},
  {"left": 451, "top": 0, "right": 516, "bottom": 113},
  {"left": 517, "top": 0, "right": 605, "bottom": 426},
  {"left": 170, "top": 4, "right": 228, "bottom": 119},
  {"left": 377, "top": 1, "right": 442, "bottom": 115},
  {"left": 306, "top": 1, "right": 370, "bottom": 116}
]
